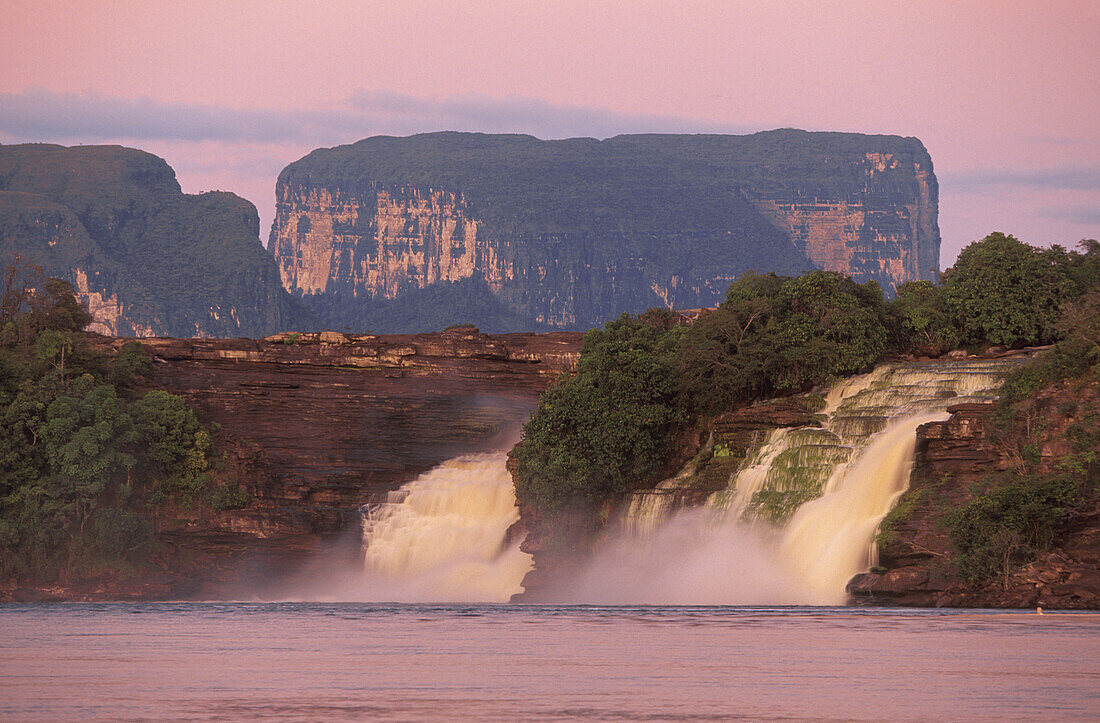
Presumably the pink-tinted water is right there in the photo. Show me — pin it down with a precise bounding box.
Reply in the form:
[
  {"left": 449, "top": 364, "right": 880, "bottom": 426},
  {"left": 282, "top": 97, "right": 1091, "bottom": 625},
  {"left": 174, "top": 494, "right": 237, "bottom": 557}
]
[{"left": 1, "top": 604, "right": 1097, "bottom": 721}]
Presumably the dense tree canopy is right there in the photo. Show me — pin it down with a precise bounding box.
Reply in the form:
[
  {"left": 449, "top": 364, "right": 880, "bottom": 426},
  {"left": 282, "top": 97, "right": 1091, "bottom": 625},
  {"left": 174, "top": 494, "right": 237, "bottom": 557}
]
[
  {"left": 514, "top": 270, "right": 890, "bottom": 513},
  {"left": 0, "top": 272, "right": 232, "bottom": 582},
  {"left": 678, "top": 270, "right": 887, "bottom": 416},
  {"left": 513, "top": 314, "right": 681, "bottom": 511},
  {"left": 941, "top": 232, "right": 1072, "bottom": 347}
]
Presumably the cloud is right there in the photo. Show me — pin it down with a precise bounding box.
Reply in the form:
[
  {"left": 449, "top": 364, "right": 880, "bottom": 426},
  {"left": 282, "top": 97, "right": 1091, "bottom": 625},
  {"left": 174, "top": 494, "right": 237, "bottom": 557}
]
[
  {"left": 942, "top": 166, "right": 1100, "bottom": 192},
  {"left": 0, "top": 88, "right": 751, "bottom": 147},
  {"left": 0, "top": 89, "right": 363, "bottom": 144},
  {"left": 1039, "top": 204, "right": 1100, "bottom": 226},
  {"left": 344, "top": 90, "right": 753, "bottom": 139}
]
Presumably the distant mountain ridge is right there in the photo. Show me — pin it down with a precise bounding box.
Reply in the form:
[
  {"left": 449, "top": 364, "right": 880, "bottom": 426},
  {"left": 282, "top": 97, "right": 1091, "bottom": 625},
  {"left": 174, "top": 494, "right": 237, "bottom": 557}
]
[
  {"left": 0, "top": 133, "right": 940, "bottom": 338},
  {"left": 0, "top": 143, "right": 312, "bottom": 337},
  {"left": 271, "top": 130, "right": 939, "bottom": 332}
]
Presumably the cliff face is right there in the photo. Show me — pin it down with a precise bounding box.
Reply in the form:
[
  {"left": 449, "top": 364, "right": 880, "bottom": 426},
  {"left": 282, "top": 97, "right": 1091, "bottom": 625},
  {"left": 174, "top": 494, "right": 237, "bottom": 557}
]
[
  {"left": 0, "top": 143, "right": 312, "bottom": 337},
  {"left": 141, "top": 328, "right": 579, "bottom": 515},
  {"left": 748, "top": 150, "right": 939, "bottom": 285},
  {"left": 271, "top": 130, "right": 940, "bottom": 332},
  {"left": 849, "top": 401, "right": 1100, "bottom": 609},
  {"left": 20, "top": 328, "right": 579, "bottom": 601},
  {"left": 277, "top": 186, "right": 506, "bottom": 298}
]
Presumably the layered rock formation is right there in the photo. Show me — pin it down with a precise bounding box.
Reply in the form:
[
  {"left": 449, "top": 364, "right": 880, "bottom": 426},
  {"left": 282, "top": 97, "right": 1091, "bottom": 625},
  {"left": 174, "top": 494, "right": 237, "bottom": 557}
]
[
  {"left": 849, "top": 401, "right": 1100, "bottom": 609},
  {"left": 0, "top": 143, "right": 312, "bottom": 337},
  {"left": 141, "top": 327, "right": 579, "bottom": 513},
  {"left": 272, "top": 130, "right": 940, "bottom": 332},
  {"left": 28, "top": 328, "right": 580, "bottom": 600}
]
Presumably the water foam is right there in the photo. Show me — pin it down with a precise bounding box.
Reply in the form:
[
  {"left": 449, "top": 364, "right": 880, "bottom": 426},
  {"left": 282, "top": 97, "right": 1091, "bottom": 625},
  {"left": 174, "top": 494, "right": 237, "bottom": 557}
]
[{"left": 358, "top": 452, "right": 531, "bottom": 602}]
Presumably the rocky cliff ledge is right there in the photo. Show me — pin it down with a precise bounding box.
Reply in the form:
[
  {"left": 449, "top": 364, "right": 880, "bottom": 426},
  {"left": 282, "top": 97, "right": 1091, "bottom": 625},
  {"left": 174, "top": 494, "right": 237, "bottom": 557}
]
[
  {"left": 849, "top": 403, "right": 1100, "bottom": 608},
  {"left": 272, "top": 130, "right": 939, "bottom": 333},
  {"left": 48, "top": 328, "right": 581, "bottom": 600}
]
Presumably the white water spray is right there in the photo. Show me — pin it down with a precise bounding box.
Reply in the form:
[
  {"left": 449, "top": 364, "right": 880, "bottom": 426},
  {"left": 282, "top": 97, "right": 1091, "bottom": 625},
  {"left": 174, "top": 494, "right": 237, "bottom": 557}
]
[{"left": 357, "top": 453, "right": 532, "bottom": 602}]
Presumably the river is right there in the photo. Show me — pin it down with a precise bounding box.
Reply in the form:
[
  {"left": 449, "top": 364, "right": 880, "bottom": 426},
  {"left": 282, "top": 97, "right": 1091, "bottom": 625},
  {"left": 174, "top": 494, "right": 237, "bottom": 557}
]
[{"left": 2, "top": 604, "right": 1097, "bottom": 720}]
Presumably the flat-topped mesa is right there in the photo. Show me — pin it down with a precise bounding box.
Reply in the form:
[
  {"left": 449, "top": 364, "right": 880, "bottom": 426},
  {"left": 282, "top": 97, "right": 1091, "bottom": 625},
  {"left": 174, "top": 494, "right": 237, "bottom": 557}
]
[{"left": 271, "top": 130, "right": 940, "bottom": 333}]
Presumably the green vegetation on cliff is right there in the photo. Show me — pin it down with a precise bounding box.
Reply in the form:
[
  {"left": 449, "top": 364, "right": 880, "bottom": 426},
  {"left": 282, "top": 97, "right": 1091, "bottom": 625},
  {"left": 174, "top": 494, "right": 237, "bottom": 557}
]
[
  {"left": 943, "top": 285, "right": 1100, "bottom": 588},
  {"left": 892, "top": 234, "right": 1098, "bottom": 355},
  {"left": 514, "top": 313, "right": 682, "bottom": 511},
  {"left": 514, "top": 233, "right": 1100, "bottom": 527},
  {"left": 513, "top": 270, "right": 890, "bottom": 513},
  {"left": 0, "top": 273, "right": 244, "bottom": 583}
]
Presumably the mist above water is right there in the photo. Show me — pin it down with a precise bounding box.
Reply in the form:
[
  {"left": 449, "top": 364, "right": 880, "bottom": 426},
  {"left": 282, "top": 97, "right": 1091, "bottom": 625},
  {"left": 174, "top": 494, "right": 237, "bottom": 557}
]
[
  {"left": 568, "top": 411, "right": 948, "bottom": 605},
  {"left": 567, "top": 510, "right": 805, "bottom": 604}
]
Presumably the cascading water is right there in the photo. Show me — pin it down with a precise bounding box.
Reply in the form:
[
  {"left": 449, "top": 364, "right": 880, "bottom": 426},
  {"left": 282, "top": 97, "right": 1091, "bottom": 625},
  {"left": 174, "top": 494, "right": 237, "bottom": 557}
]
[
  {"left": 588, "top": 358, "right": 1018, "bottom": 604},
  {"left": 357, "top": 452, "right": 532, "bottom": 602}
]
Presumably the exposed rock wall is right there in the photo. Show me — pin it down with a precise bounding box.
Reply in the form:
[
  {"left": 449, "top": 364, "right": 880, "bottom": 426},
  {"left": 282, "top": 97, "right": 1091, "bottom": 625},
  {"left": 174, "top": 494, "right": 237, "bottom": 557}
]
[
  {"left": 6, "top": 328, "right": 579, "bottom": 601},
  {"left": 750, "top": 151, "right": 939, "bottom": 285},
  {"left": 274, "top": 185, "right": 509, "bottom": 299},
  {"left": 271, "top": 130, "right": 940, "bottom": 333},
  {"left": 0, "top": 144, "right": 312, "bottom": 337},
  {"left": 848, "top": 402, "right": 1100, "bottom": 609},
  {"left": 140, "top": 328, "right": 579, "bottom": 509}
]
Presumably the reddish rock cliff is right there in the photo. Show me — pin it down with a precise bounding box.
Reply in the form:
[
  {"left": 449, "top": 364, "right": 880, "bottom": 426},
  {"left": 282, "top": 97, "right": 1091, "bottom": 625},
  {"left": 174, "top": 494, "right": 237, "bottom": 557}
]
[
  {"left": 848, "top": 401, "right": 1100, "bottom": 608},
  {"left": 28, "top": 328, "right": 582, "bottom": 600},
  {"left": 751, "top": 149, "right": 939, "bottom": 286}
]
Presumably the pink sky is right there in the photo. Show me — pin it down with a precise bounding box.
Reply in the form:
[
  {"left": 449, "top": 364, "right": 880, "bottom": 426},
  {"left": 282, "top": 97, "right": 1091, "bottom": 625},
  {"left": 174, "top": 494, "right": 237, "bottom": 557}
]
[{"left": 2, "top": 0, "right": 1097, "bottom": 265}]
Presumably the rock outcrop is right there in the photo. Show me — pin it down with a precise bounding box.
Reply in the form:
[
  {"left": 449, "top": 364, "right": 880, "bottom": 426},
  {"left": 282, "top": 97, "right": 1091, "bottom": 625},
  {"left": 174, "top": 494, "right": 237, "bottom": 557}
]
[
  {"left": 848, "top": 402, "right": 1100, "bottom": 609},
  {"left": 0, "top": 143, "right": 313, "bottom": 337},
  {"left": 6, "top": 328, "right": 581, "bottom": 601},
  {"left": 271, "top": 130, "right": 939, "bottom": 333},
  {"left": 139, "top": 328, "right": 579, "bottom": 512}
]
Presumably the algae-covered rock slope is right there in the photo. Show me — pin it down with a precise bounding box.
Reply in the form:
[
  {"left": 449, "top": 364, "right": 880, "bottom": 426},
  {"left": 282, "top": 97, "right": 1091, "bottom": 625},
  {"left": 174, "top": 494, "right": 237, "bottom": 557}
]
[
  {"left": 0, "top": 143, "right": 313, "bottom": 337},
  {"left": 272, "top": 130, "right": 940, "bottom": 332}
]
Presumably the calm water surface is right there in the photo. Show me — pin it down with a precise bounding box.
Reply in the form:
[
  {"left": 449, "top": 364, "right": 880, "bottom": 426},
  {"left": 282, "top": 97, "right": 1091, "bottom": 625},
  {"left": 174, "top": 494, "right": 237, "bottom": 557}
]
[{"left": 1, "top": 604, "right": 1097, "bottom": 721}]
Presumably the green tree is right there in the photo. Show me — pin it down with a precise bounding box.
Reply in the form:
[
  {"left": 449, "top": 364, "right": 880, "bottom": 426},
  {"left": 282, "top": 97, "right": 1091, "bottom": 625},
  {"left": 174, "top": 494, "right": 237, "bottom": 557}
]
[
  {"left": 110, "top": 340, "right": 153, "bottom": 386},
  {"left": 948, "top": 475, "right": 1078, "bottom": 588},
  {"left": 941, "top": 232, "right": 1071, "bottom": 347},
  {"left": 514, "top": 314, "right": 682, "bottom": 511},
  {"left": 678, "top": 270, "right": 887, "bottom": 413},
  {"left": 889, "top": 279, "right": 961, "bottom": 356},
  {"left": 133, "top": 390, "right": 211, "bottom": 503},
  {"left": 40, "top": 376, "right": 139, "bottom": 538},
  {"left": 768, "top": 271, "right": 887, "bottom": 391},
  {"left": 0, "top": 270, "right": 224, "bottom": 583}
]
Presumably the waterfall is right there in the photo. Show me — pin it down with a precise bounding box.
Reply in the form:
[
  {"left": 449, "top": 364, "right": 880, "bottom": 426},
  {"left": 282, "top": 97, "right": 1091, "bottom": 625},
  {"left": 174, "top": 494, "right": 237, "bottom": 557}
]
[
  {"left": 358, "top": 453, "right": 532, "bottom": 602},
  {"left": 346, "top": 359, "right": 1015, "bottom": 605},
  {"left": 777, "top": 410, "right": 949, "bottom": 602},
  {"left": 596, "top": 358, "right": 1016, "bottom": 604}
]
